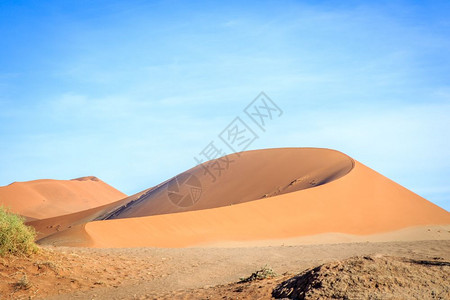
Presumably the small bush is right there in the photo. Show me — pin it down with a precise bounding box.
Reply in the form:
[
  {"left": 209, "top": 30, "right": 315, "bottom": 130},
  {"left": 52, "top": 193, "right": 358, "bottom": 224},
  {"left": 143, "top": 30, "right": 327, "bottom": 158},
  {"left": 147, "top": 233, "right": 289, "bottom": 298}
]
[
  {"left": 13, "top": 274, "right": 32, "bottom": 290},
  {"left": 239, "top": 265, "right": 277, "bottom": 283},
  {"left": 0, "top": 206, "right": 38, "bottom": 256}
]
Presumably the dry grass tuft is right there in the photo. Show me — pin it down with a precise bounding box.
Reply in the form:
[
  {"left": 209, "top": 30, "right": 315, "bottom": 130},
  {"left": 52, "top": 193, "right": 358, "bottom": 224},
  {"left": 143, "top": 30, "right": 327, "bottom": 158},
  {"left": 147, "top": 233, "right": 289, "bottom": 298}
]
[{"left": 0, "top": 206, "right": 38, "bottom": 257}]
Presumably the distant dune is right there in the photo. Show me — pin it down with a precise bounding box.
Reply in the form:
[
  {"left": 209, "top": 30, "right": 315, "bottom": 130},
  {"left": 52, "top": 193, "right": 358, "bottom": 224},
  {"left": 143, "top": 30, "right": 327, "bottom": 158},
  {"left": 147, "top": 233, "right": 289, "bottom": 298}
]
[
  {"left": 36, "top": 148, "right": 450, "bottom": 248},
  {"left": 0, "top": 176, "right": 126, "bottom": 220}
]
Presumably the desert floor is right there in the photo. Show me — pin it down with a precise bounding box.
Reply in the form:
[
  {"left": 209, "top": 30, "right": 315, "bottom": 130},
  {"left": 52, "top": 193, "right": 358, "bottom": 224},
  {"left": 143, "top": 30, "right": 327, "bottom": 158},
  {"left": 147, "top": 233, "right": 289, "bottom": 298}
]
[{"left": 1, "top": 239, "right": 449, "bottom": 299}]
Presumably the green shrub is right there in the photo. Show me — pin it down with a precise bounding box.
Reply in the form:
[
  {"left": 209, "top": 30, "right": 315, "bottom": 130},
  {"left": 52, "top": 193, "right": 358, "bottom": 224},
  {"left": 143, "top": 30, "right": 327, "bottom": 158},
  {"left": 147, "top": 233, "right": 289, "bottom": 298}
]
[
  {"left": 0, "top": 206, "right": 38, "bottom": 256},
  {"left": 239, "top": 265, "right": 277, "bottom": 283}
]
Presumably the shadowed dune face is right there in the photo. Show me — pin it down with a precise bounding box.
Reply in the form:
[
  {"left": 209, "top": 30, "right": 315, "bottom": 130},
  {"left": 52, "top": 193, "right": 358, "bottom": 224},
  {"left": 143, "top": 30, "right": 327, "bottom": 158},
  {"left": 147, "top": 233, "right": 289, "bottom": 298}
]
[
  {"left": 105, "top": 148, "right": 354, "bottom": 219},
  {"left": 0, "top": 176, "right": 127, "bottom": 220}
]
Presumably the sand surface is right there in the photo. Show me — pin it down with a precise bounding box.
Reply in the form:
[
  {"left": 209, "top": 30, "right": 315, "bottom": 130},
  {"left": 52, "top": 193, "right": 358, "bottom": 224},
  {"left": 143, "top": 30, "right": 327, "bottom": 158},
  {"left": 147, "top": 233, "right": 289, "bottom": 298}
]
[
  {"left": 0, "top": 176, "right": 126, "bottom": 220},
  {"left": 28, "top": 188, "right": 156, "bottom": 240}
]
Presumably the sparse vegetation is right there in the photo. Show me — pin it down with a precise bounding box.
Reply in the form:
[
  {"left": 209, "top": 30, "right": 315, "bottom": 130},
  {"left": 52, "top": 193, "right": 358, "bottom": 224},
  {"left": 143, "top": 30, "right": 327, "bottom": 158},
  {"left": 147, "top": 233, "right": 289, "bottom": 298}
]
[
  {"left": 239, "top": 265, "right": 277, "bottom": 283},
  {"left": 35, "top": 260, "right": 59, "bottom": 273},
  {"left": 13, "top": 275, "right": 32, "bottom": 291},
  {"left": 0, "top": 206, "right": 38, "bottom": 256}
]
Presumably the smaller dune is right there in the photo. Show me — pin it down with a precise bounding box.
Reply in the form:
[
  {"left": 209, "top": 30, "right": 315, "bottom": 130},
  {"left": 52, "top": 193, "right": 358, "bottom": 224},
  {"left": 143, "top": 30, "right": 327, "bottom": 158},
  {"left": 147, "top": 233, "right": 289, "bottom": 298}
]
[{"left": 0, "top": 177, "right": 126, "bottom": 220}]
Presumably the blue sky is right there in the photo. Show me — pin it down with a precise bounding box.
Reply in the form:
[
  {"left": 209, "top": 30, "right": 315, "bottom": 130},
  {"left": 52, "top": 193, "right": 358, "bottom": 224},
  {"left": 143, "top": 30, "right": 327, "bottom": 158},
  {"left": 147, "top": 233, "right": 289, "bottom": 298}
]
[{"left": 0, "top": 1, "right": 449, "bottom": 211}]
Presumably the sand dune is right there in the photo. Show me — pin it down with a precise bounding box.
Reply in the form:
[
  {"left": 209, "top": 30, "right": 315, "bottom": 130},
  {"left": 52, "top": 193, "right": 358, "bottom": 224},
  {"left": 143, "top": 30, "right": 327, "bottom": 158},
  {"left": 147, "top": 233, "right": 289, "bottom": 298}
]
[
  {"left": 103, "top": 148, "right": 354, "bottom": 219},
  {"left": 38, "top": 148, "right": 450, "bottom": 248},
  {"left": 0, "top": 176, "right": 126, "bottom": 220}
]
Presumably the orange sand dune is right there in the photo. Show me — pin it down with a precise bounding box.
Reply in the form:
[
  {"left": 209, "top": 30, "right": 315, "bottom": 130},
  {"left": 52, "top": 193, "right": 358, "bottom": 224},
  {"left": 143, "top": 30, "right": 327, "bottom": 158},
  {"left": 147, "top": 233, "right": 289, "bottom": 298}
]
[
  {"left": 39, "top": 148, "right": 450, "bottom": 248},
  {"left": 0, "top": 176, "right": 126, "bottom": 220},
  {"left": 104, "top": 148, "right": 354, "bottom": 219}
]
